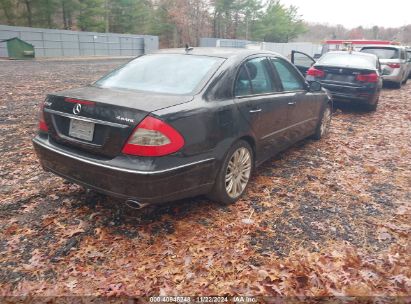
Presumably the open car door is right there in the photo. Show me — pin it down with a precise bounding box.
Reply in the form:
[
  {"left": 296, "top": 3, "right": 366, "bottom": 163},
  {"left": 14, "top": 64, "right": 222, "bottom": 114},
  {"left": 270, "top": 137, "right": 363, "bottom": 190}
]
[{"left": 291, "top": 50, "right": 316, "bottom": 75}]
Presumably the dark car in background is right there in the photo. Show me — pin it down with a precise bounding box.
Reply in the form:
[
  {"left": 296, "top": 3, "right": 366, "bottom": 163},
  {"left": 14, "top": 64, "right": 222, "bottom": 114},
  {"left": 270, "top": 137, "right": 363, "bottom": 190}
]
[
  {"left": 33, "top": 48, "right": 332, "bottom": 208},
  {"left": 360, "top": 45, "right": 409, "bottom": 88},
  {"left": 304, "top": 51, "right": 382, "bottom": 111}
]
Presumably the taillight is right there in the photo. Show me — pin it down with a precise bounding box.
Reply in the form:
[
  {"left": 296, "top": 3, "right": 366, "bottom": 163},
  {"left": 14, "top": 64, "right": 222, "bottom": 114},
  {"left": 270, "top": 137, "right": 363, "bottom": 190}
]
[
  {"left": 387, "top": 63, "right": 400, "bottom": 69},
  {"left": 65, "top": 97, "right": 95, "bottom": 106},
  {"left": 307, "top": 67, "right": 325, "bottom": 78},
  {"left": 356, "top": 73, "right": 378, "bottom": 83},
  {"left": 38, "top": 101, "right": 48, "bottom": 132},
  {"left": 122, "top": 116, "right": 184, "bottom": 157}
]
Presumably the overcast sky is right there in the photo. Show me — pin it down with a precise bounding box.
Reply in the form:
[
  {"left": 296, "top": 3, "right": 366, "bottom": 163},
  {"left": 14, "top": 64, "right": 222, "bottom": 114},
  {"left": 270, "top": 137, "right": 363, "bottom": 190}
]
[{"left": 279, "top": 0, "right": 411, "bottom": 28}]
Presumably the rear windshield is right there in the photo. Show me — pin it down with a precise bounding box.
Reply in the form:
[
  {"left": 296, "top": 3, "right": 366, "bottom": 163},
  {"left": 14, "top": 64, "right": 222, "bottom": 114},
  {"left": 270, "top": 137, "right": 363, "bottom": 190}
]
[
  {"left": 95, "top": 54, "right": 224, "bottom": 94},
  {"left": 318, "top": 53, "right": 376, "bottom": 69},
  {"left": 361, "top": 47, "right": 399, "bottom": 59}
]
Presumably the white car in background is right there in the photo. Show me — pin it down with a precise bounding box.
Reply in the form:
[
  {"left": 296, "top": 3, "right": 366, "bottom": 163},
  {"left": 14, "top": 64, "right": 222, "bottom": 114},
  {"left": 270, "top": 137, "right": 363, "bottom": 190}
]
[
  {"left": 406, "top": 47, "right": 411, "bottom": 79},
  {"left": 360, "top": 45, "right": 409, "bottom": 88}
]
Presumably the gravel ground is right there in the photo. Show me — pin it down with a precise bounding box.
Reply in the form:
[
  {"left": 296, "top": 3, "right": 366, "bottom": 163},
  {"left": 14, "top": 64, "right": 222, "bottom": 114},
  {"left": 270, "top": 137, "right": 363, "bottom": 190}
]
[{"left": 0, "top": 59, "right": 410, "bottom": 297}]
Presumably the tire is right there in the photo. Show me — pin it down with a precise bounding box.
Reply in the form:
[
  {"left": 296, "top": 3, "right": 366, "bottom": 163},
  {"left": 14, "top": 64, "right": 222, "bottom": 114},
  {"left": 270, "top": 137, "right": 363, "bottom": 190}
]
[
  {"left": 366, "top": 103, "right": 378, "bottom": 112},
  {"left": 366, "top": 97, "right": 379, "bottom": 112},
  {"left": 208, "top": 140, "right": 253, "bottom": 205},
  {"left": 313, "top": 103, "right": 332, "bottom": 140},
  {"left": 402, "top": 77, "right": 408, "bottom": 85},
  {"left": 393, "top": 81, "right": 402, "bottom": 89}
]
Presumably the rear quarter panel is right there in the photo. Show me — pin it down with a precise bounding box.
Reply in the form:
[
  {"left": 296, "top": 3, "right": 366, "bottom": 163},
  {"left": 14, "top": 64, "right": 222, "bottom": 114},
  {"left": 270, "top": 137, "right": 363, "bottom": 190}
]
[{"left": 152, "top": 96, "right": 257, "bottom": 167}]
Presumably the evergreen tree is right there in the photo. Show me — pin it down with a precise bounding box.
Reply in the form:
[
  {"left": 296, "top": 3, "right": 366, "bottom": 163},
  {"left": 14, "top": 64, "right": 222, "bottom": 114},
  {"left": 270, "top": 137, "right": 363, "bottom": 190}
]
[{"left": 77, "top": 0, "right": 105, "bottom": 32}]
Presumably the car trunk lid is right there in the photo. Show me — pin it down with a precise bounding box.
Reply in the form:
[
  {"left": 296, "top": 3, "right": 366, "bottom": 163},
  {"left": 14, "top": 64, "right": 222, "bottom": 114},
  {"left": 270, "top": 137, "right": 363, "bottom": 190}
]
[
  {"left": 43, "top": 86, "right": 193, "bottom": 158},
  {"left": 317, "top": 65, "right": 377, "bottom": 86}
]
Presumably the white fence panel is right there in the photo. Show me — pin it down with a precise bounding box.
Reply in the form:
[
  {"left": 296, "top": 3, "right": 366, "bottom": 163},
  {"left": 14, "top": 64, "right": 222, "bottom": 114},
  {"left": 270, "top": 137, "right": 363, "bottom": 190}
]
[
  {"left": 261, "top": 42, "right": 322, "bottom": 58},
  {"left": 0, "top": 25, "right": 159, "bottom": 58}
]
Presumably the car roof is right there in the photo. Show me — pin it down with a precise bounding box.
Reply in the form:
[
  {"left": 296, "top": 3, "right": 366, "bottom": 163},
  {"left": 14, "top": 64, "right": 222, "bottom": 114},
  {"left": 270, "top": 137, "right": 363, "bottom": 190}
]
[
  {"left": 360, "top": 45, "right": 405, "bottom": 50},
  {"left": 153, "top": 47, "right": 282, "bottom": 59}
]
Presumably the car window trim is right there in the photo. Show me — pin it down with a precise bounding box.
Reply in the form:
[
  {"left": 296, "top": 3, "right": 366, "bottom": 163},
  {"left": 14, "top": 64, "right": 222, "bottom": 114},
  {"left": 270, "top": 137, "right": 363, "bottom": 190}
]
[
  {"left": 235, "top": 89, "right": 306, "bottom": 99},
  {"left": 94, "top": 54, "right": 226, "bottom": 96},
  {"left": 268, "top": 56, "right": 307, "bottom": 92},
  {"left": 233, "top": 55, "right": 281, "bottom": 98},
  {"left": 234, "top": 63, "right": 253, "bottom": 97},
  {"left": 266, "top": 56, "right": 285, "bottom": 92},
  {"left": 264, "top": 56, "right": 283, "bottom": 92}
]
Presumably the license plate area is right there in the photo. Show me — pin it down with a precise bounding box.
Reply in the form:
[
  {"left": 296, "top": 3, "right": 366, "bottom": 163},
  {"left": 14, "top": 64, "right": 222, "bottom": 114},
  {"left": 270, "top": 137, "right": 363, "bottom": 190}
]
[
  {"left": 69, "top": 119, "right": 95, "bottom": 142},
  {"left": 328, "top": 74, "right": 354, "bottom": 82}
]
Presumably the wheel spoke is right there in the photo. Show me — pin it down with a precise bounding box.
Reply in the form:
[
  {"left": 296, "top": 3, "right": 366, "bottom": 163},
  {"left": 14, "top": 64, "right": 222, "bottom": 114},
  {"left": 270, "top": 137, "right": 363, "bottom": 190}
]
[
  {"left": 242, "top": 163, "right": 251, "bottom": 172},
  {"left": 234, "top": 150, "right": 240, "bottom": 164},
  {"left": 321, "top": 108, "right": 331, "bottom": 136},
  {"left": 225, "top": 172, "right": 233, "bottom": 183},
  {"left": 241, "top": 152, "right": 250, "bottom": 165},
  {"left": 226, "top": 179, "right": 233, "bottom": 194},
  {"left": 231, "top": 178, "right": 238, "bottom": 196},
  {"left": 235, "top": 179, "right": 243, "bottom": 194},
  {"left": 240, "top": 174, "right": 248, "bottom": 184}
]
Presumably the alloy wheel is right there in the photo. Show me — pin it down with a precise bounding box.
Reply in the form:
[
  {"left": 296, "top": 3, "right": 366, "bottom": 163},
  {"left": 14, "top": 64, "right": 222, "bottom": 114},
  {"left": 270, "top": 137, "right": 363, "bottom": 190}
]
[
  {"left": 225, "top": 147, "right": 252, "bottom": 198},
  {"left": 320, "top": 107, "right": 332, "bottom": 137}
]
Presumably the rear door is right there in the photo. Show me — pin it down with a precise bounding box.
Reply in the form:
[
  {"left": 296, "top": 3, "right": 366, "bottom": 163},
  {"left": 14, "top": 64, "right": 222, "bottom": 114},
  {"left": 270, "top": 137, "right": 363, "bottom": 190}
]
[
  {"left": 270, "top": 57, "right": 322, "bottom": 142},
  {"left": 291, "top": 51, "right": 316, "bottom": 75},
  {"left": 233, "top": 56, "right": 294, "bottom": 160}
]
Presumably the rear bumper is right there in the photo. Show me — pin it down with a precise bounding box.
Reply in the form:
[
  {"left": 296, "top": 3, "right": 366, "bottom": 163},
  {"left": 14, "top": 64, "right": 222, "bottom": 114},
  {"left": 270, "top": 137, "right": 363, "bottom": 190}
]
[
  {"left": 32, "top": 136, "right": 216, "bottom": 204},
  {"left": 321, "top": 83, "right": 378, "bottom": 104},
  {"left": 382, "top": 69, "right": 403, "bottom": 83}
]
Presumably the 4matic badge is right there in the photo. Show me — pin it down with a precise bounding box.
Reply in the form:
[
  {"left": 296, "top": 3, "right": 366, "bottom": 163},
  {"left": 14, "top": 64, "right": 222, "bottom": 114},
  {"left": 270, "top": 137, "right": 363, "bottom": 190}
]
[{"left": 116, "top": 116, "right": 135, "bottom": 123}]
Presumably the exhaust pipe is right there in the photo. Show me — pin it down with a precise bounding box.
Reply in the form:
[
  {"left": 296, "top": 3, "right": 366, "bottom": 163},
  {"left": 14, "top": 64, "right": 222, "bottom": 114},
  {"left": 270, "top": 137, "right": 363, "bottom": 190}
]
[{"left": 125, "top": 199, "right": 149, "bottom": 210}]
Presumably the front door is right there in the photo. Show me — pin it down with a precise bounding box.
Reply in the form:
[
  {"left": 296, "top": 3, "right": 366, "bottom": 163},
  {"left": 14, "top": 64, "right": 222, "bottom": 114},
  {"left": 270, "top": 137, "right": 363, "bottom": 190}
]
[
  {"left": 291, "top": 50, "right": 316, "bottom": 75},
  {"left": 269, "top": 57, "right": 321, "bottom": 143}
]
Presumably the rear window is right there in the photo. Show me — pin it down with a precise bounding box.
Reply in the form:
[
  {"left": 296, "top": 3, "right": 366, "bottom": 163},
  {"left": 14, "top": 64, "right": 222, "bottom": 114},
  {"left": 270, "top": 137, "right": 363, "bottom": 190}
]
[
  {"left": 317, "top": 53, "right": 376, "bottom": 69},
  {"left": 361, "top": 47, "right": 399, "bottom": 59},
  {"left": 95, "top": 54, "right": 224, "bottom": 94}
]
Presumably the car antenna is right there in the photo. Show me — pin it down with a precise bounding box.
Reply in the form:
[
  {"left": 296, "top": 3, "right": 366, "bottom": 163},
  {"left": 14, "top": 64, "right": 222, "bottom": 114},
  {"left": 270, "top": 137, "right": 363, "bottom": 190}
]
[{"left": 185, "top": 44, "right": 194, "bottom": 53}]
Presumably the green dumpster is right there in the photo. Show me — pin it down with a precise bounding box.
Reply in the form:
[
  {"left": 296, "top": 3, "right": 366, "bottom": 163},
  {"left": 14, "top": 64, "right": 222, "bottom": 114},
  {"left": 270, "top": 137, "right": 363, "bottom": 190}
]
[{"left": 0, "top": 37, "right": 35, "bottom": 60}]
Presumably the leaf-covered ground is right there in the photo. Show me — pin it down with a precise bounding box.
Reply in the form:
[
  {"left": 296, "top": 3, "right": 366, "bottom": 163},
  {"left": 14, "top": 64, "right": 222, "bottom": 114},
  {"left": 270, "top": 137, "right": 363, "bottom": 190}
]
[{"left": 0, "top": 59, "right": 410, "bottom": 297}]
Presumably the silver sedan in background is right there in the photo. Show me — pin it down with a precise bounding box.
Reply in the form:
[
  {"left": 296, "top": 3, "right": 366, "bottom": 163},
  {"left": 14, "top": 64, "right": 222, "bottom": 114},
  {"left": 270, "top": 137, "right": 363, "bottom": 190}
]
[
  {"left": 360, "top": 45, "right": 409, "bottom": 88},
  {"left": 406, "top": 47, "right": 411, "bottom": 79}
]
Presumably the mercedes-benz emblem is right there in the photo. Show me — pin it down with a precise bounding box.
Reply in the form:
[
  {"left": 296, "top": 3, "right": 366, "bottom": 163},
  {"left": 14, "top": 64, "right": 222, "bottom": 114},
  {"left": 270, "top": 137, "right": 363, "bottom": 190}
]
[{"left": 73, "top": 103, "right": 82, "bottom": 115}]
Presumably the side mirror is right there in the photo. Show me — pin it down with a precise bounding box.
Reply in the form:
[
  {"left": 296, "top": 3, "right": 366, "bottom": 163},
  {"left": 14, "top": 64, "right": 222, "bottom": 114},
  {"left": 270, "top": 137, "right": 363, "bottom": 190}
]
[{"left": 308, "top": 81, "right": 322, "bottom": 92}]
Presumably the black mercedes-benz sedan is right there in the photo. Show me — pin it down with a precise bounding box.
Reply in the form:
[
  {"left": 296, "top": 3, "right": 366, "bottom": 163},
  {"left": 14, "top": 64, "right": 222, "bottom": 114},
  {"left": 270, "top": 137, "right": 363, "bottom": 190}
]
[
  {"left": 33, "top": 48, "right": 332, "bottom": 207},
  {"left": 305, "top": 51, "right": 382, "bottom": 111}
]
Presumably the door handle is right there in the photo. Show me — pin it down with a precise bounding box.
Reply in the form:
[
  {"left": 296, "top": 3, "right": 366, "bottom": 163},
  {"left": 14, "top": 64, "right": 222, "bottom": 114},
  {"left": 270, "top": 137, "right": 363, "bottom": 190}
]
[
  {"left": 288, "top": 101, "right": 297, "bottom": 106},
  {"left": 249, "top": 109, "right": 262, "bottom": 113}
]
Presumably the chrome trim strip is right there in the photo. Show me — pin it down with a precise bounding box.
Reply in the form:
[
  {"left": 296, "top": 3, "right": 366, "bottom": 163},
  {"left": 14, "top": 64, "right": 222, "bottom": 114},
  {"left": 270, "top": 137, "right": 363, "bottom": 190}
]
[
  {"left": 33, "top": 138, "right": 215, "bottom": 175},
  {"left": 45, "top": 108, "right": 129, "bottom": 129},
  {"left": 261, "top": 117, "right": 318, "bottom": 140},
  {"left": 236, "top": 90, "right": 306, "bottom": 99}
]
